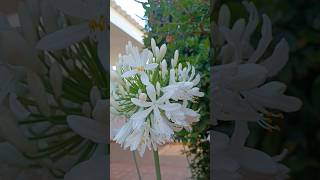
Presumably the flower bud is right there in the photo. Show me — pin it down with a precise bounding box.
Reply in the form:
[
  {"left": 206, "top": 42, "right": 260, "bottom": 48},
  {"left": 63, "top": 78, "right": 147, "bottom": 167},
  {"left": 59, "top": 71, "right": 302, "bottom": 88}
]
[
  {"left": 27, "top": 70, "right": 51, "bottom": 116},
  {"left": 139, "top": 93, "right": 147, "bottom": 101},
  {"left": 158, "top": 44, "right": 167, "bottom": 61},
  {"left": 156, "top": 82, "right": 161, "bottom": 96},
  {"left": 169, "top": 69, "right": 176, "bottom": 84},
  {"left": 172, "top": 50, "right": 179, "bottom": 67},
  {"left": 151, "top": 38, "right": 157, "bottom": 56},
  {"left": 161, "top": 60, "right": 168, "bottom": 79},
  {"left": 218, "top": 4, "right": 231, "bottom": 27}
]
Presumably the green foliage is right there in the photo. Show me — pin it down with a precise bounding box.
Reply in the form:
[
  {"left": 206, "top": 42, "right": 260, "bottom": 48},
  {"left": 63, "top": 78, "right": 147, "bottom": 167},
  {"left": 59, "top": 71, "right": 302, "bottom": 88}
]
[{"left": 142, "top": 0, "right": 211, "bottom": 179}]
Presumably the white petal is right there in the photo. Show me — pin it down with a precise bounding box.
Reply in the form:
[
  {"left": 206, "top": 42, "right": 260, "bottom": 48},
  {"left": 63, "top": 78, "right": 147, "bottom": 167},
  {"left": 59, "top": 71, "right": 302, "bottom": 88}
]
[
  {"left": 36, "top": 23, "right": 89, "bottom": 50},
  {"left": 242, "top": 1, "right": 259, "bottom": 41},
  {"left": 131, "top": 107, "right": 153, "bottom": 120},
  {"left": 64, "top": 155, "right": 107, "bottom": 180},
  {"left": 158, "top": 44, "right": 167, "bottom": 60},
  {"left": 146, "top": 84, "right": 157, "bottom": 102},
  {"left": 218, "top": 4, "right": 231, "bottom": 27},
  {"left": 220, "top": 26, "right": 240, "bottom": 62},
  {"left": 157, "top": 91, "right": 174, "bottom": 104},
  {"left": 121, "top": 70, "right": 137, "bottom": 78},
  {"left": 122, "top": 55, "right": 136, "bottom": 67},
  {"left": 159, "top": 103, "right": 181, "bottom": 111},
  {"left": 231, "top": 19, "right": 246, "bottom": 42},
  {"left": 260, "top": 81, "right": 287, "bottom": 93},
  {"left": 27, "top": 71, "right": 51, "bottom": 116},
  {"left": 192, "top": 74, "right": 201, "bottom": 86},
  {"left": 67, "top": 115, "right": 107, "bottom": 143},
  {"left": 231, "top": 64, "right": 267, "bottom": 90},
  {"left": 131, "top": 98, "right": 152, "bottom": 107},
  {"left": 248, "top": 87, "right": 302, "bottom": 112},
  {"left": 0, "top": 107, "right": 37, "bottom": 153},
  {"left": 145, "top": 63, "right": 158, "bottom": 70},
  {"left": 260, "top": 39, "right": 289, "bottom": 77},
  {"left": 140, "top": 72, "right": 150, "bottom": 85},
  {"left": 9, "top": 93, "right": 30, "bottom": 120},
  {"left": 238, "top": 147, "right": 277, "bottom": 175},
  {"left": 248, "top": 15, "right": 272, "bottom": 63}
]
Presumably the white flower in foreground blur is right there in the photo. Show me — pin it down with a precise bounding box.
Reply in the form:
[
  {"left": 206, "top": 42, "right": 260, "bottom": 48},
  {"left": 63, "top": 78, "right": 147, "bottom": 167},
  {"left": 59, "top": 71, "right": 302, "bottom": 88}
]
[
  {"left": 67, "top": 100, "right": 108, "bottom": 144},
  {"left": 0, "top": 142, "right": 56, "bottom": 180},
  {"left": 0, "top": 0, "right": 108, "bottom": 178},
  {"left": 212, "top": 131, "right": 289, "bottom": 180},
  {"left": 64, "top": 155, "right": 107, "bottom": 180},
  {"left": 36, "top": 0, "right": 108, "bottom": 71},
  {"left": 211, "top": 2, "right": 302, "bottom": 180},
  {"left": 65, "top": 99, "right": 108, "bottom": 180},
  {"left": 121, "top": 42, "right": 158, "bottom": 85},
  {"left": 212, "top": 63, "right": 302, "bottom": 130},
  {"left": 113, "top": 39, "right": 203, "bottom": 156},
  {"left": 211, "top": 1, "right": 302, "bottom": 129}
]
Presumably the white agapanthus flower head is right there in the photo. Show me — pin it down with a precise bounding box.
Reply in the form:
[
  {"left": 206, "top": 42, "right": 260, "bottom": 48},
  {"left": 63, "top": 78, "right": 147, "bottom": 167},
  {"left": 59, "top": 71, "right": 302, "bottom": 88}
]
[
  {"left": 210, "top": 2, "right": 302, "bottom": 180},
  {"left": 0, "top": 0, "right": 108, "bottom": 178},
  {"left": 112, "top": 39, "right": 204, "bottom": 156},
  {"left": 211, "top": 2, "right": 302, "bottom": 130},
  {"left": 212, "top": 131, "right": 290, "bottom": 180}
]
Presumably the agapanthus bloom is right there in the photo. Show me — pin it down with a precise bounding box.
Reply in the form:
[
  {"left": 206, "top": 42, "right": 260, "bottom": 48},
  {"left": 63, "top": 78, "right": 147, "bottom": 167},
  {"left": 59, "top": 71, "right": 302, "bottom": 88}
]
[{"left": 112, "top": 39, "right": 204, "bottom": 156}]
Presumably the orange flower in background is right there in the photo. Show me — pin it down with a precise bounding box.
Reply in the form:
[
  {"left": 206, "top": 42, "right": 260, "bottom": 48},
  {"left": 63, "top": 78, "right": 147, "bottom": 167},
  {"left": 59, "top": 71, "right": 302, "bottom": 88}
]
[{"left": 166, "top": 34, "right": 174, "bottom": 43}]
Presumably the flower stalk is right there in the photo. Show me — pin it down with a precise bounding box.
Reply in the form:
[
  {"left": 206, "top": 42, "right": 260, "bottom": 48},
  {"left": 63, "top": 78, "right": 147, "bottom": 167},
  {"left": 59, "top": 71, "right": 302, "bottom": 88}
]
[
  {"left": 153, "top": 150, "right": 162, "bottom": 180},
  {"left": 132, "top": 151, "right": 142, "bottom": 180}
]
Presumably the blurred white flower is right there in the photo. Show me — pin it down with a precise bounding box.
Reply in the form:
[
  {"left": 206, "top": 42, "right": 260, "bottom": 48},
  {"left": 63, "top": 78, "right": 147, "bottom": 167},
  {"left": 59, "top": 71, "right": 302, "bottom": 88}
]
[
  {"left": 0, "top": 142, "right": 56, "bottom": 180},
  {"left": 64, "top": 155, "right": 107, "bottom": 180},
  {"left": 36, "top": 0, "right": 108, "bottom": 71},
  {"left": 67, "top": 100, "right": 107, "bottom": 144},
  {"left": 212, "top": 1, "right": 302, "bottom": 129},
  {"left": 212, "top": 131, "right": 289, "bottom": 180}
]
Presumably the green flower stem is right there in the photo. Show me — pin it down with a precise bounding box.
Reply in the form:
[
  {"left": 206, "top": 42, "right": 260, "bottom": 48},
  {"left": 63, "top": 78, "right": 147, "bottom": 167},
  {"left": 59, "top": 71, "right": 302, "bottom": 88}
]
[
  {"left": 153, "top": 150, "right": 162, "bottom": 180},
  {"left": 132, "top": 151, "right": 142, "bottom": 180}
]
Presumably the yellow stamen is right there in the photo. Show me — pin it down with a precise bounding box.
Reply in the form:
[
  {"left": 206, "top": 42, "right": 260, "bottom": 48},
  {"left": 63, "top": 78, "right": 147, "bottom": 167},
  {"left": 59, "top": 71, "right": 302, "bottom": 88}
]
[
  {"left": 88, "top": 15, "right": 106, "bottom": 31},
  {"left": 136, "top": 66, "right": 145, "bottom": 72}
]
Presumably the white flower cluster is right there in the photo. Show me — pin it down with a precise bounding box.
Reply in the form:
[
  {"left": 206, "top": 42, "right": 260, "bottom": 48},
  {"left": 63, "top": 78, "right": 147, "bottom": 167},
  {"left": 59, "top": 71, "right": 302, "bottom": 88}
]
[
  {"left": 211, "top": 1, "right": 302, "bottom": 179},
  {"left": 111, "top": 39, "right": 204, "bottom": 156}
]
